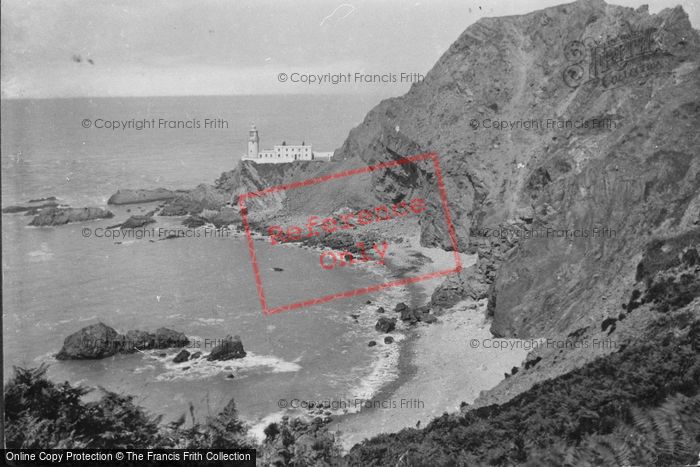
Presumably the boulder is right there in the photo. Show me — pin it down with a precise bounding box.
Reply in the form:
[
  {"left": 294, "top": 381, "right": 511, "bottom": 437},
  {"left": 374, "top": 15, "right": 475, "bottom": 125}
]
[
  {"left": 56, "top": 323, "right": 122, "bottom": 360},
  {"left": 173, "top": 349, "right": 190, "bottom": 363},
  {"left": 400, "top": 308, "right": 420, "bottom": 323},
  {"left": 206, "top": 335, "right": 246, "bottom": 361},
  {"left": 376, "top": 307, "right": 385, "bottom": 313},
  {"left": 29, "top": 207, "right": 114, "bottom": 226},
  {"left": 384, "top": 336, "right": 395, "bottom": 344},
  {"left": 394, "top": 302, "right": 408, "bottom": 313},
  {"left": 190, "top": 351, "right": 202, "bottom": 359},
  {"left": 375, "top": 317, "right": 396, "bottom": 333},
  {"left": 368, "top": 340, "right": 377, "bottom": 347}
]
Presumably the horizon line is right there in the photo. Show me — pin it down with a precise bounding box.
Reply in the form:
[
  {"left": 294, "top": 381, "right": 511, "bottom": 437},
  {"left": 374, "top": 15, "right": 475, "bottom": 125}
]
[{"left": 0, "top": 91, "right": 403, "bottom": 101}]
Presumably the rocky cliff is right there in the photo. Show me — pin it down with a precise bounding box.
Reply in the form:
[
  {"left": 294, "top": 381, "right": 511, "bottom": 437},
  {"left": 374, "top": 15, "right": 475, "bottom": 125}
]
[
  {"left": 321, "top": 0, "right": 699, "bottom": 333},
  {"left": 228, "top": 0, "right": 700, "bottom": 405}
]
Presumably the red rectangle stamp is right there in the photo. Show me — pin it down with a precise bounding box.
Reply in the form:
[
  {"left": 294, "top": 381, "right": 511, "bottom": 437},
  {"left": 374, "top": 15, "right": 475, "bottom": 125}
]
[{"left": 238, "top": 152, "right": 461, "bottom": 315}]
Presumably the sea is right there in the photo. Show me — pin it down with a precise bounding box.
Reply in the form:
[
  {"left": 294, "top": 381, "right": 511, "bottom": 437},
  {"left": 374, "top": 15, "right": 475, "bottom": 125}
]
[{"left": 1, "top": 95, "right": 409, "bottom": 434}]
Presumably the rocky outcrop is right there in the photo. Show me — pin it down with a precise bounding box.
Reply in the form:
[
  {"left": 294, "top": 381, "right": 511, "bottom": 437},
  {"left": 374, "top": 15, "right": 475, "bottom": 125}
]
[
  {"left": 29, "top": 207, "right": 114, "bottom": 226},
  {"left": 107, "top": 188, "right": 181, "bottom": 205},
  {"left": 160, "top": 184, "right": 228, "bottom": 216},
  {"left": 431, "top": 265, "right": 489, "bottom": 309},
  {"left": 55, "top": 323, "right": 122, "bottom": 359},
  {"left": 237, "top": 0, "right": 699, "bottom": 343},
  {"left": 206, "top": 335, "right": 246, "bottom": 361},
  {"left": 196, "top": 0, "right": 699, "bottom": 412},
  {"left": 56, "top": 323, "right": 190, "bottom": 360}
]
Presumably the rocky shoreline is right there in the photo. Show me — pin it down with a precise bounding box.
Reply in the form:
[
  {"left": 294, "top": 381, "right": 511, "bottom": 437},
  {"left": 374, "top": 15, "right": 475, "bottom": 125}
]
[{"left": 5, "top": 167, "right": 471, "bottom": 447}]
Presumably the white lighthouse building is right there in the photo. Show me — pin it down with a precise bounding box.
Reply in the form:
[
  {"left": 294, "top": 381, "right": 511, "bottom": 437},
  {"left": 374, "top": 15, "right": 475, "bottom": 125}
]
[{"left": 241, "top": 124, "right": 333, "bottom": 164}]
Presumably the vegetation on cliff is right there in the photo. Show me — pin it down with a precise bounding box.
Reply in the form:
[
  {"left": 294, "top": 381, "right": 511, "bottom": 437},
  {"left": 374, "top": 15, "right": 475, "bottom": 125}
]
[
  {"left": 7, "top": 314, "right": 698, "bottom": 465},
  {"left": 4, "top": 365, "right": 338, "bottom": 464}
]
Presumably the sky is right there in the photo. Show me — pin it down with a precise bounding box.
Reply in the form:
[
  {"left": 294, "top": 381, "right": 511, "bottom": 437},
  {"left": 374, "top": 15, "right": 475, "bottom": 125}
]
[{"left": 1, "top": 0, "right": 698, "bottom": 98}]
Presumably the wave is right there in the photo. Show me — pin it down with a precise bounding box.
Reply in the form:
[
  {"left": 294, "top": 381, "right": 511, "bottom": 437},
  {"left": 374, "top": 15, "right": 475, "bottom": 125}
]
[{"left": 151, "top": 351, "right": 301, "bottom": 382}]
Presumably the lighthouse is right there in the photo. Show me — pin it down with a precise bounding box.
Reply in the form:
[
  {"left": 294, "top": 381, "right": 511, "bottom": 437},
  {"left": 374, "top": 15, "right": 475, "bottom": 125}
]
[
  {"left": 248, "top": 124, "right": 259, "bottom": 159},
  {"left": 241, "top": 124, "right": 333, "bottom": 163}
]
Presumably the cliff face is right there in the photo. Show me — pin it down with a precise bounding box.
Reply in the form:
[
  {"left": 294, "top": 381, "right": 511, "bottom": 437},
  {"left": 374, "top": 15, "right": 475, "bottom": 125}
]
[
  {"left": 261, "top": 0, "right": 699, "bottom": 338},
  {"left": 229, "top": 0, "right": 700, "bottom": 402}
]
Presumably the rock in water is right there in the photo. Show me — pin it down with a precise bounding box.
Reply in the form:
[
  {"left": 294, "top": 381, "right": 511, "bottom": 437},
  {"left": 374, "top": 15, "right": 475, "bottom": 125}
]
[
  {"left": 3, "top": 201, "right": 59, "bottom": 213},
  {"left": 206, "top": 335, "right": 246, "bottom": 361},
  {"left": 173, "top": 349, "right": 190, "bottom": 363},
  {"left": 394, "top": 302, "right": 408, "bottom": 313},
  {"left": 28, "top": 196, "right": 58, "bottom": 203},
  {"left": 56, "top": 323, "right": 122, "bottom": 360},
  {"left": 29, "top": 207, "right": 114, "bottom": 226},
  {"left": 120, "top": 215, "right": 156, "bottom": 229},
  {"left": 107, "top": 188, "right": 180, "bottom": 205},
  {"left": 56, "top": 324, "right": 190, "bottom": 359},
  {"left": 375, "top": 317, "right": 397, "bottom": 333}
]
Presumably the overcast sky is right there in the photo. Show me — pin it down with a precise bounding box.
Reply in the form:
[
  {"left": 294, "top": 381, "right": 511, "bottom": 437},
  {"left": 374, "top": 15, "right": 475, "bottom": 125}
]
[{"left": 1, "top": 0, "right": 697, "bottom": 98}]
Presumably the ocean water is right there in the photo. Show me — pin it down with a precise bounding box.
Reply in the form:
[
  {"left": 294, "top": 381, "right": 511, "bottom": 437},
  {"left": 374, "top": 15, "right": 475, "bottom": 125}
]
[{"left": 1, "top": 95, "right": 408, "bottom": 430}]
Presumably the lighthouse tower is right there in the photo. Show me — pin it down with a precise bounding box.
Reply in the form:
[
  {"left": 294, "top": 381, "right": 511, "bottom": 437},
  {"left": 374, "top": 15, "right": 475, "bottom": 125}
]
[{"left": 247, "top": 124, "right": 259, "bottom": 159}]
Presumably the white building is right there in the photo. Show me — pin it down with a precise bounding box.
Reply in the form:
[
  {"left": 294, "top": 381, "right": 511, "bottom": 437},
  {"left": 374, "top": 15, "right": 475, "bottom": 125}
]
[{"left": 241, "top": 124, "right": 333, "bottom": 164}]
